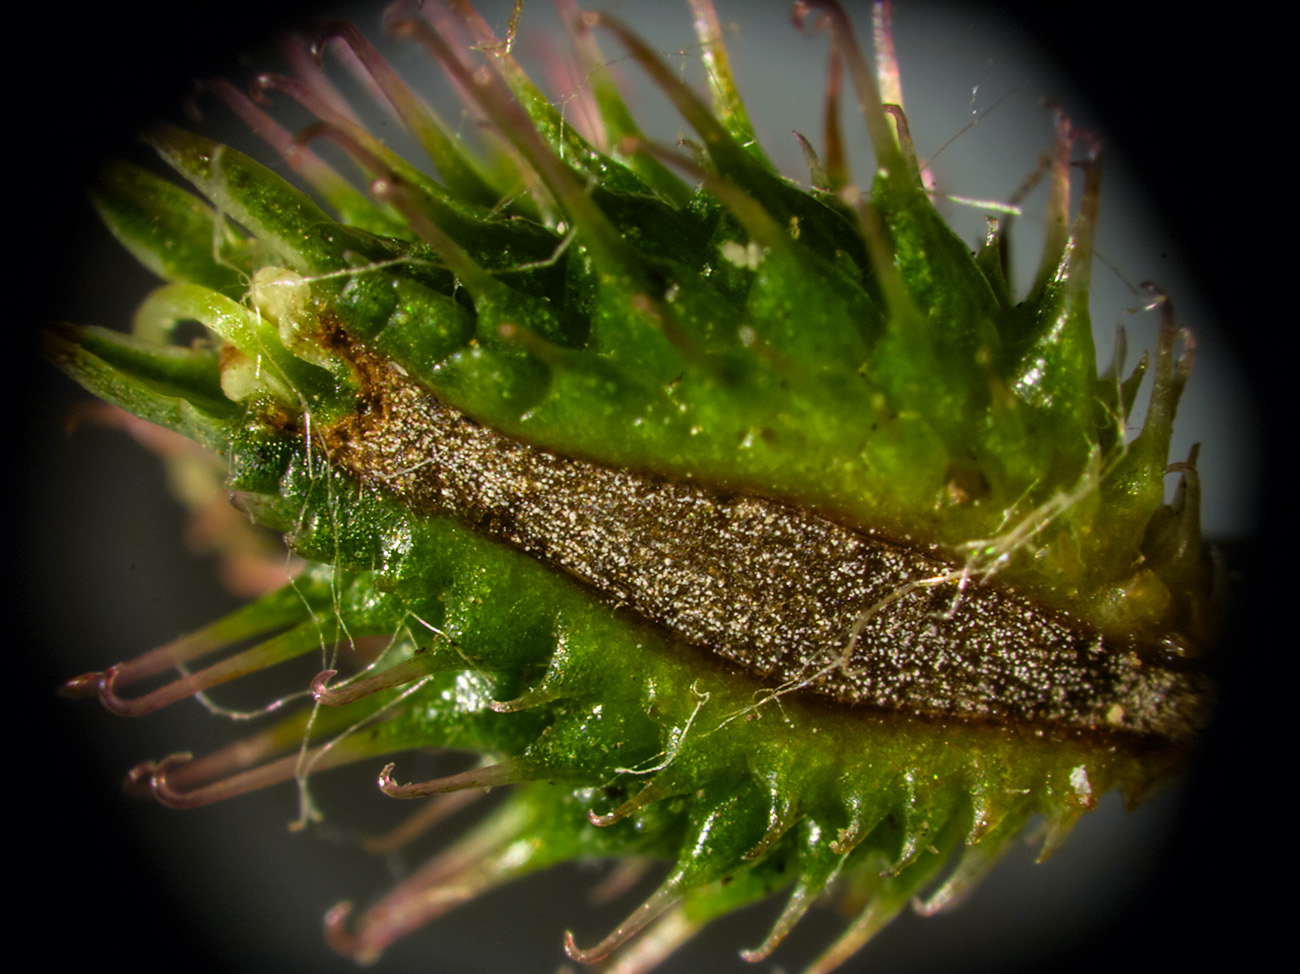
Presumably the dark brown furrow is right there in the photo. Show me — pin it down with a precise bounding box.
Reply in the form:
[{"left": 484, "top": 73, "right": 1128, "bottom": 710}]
[{"left": 319, "top": 350, "right": 1208, "bottom": 743}]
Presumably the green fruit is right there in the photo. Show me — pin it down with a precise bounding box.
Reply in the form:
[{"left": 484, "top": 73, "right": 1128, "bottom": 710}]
[{"left": 40, "top": 2, "right": 1230, "bottom": 972}]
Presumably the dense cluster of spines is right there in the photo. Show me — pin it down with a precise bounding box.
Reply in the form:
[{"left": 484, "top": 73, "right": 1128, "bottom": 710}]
[{"left": 50, "top": 3, "right": 1209, "bottom": 972}]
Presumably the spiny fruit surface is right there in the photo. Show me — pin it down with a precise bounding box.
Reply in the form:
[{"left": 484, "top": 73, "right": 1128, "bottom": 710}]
[{"left": 45, "top": 2, "right": 1217, "bottom": 972}]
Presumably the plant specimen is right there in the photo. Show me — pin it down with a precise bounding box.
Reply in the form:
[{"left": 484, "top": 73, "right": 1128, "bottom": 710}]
[{"left": 44, "top": 2, "right": 1220, "bottom": 972}]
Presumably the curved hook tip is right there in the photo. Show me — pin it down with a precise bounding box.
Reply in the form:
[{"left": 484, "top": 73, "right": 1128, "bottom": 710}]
[
  {"left": 310, "top": 669, "right": 340, "bottom": 702},
  {"left": 58, "top": 670, "right": 107, "bottom": 699},
  {"left": 376, "top": 762, "right": 400, "bottom": 795},
  {"left": 587, "top": 806, "right": 620, "bottom": 827},
  {"left": 147, "top": 752, "right": 201, "bottom": 808},
  {"left": 562, "top": 930, "right": 588, "bottom": 962},
  {"left": 324, "top": 900, "right": 366, "bottom": 960}
]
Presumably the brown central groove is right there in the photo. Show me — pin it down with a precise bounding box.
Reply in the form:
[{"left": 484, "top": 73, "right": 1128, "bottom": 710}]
[{"left": 314, "top": 337, "right": 1207, "bottom": 744}]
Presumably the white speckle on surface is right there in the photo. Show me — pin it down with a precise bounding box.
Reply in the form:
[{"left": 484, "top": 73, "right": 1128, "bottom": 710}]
[{"left": 719, "top": 239, "right": 764, "bottom": 269}]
